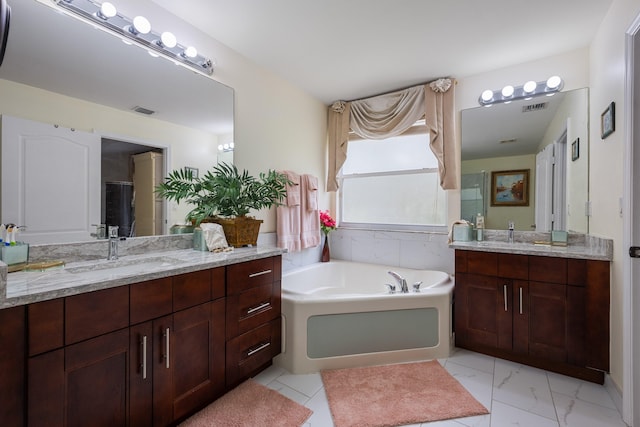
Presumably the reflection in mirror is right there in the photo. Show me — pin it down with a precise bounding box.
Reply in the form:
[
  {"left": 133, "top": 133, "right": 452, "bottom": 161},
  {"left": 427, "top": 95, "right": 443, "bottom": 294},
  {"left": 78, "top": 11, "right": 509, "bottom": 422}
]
[
  {"left": 0, "top": 0, "right": 234, "bottom": 244},
  {"left": 460, "top": 88, "right": 588, "bottom": 233}
]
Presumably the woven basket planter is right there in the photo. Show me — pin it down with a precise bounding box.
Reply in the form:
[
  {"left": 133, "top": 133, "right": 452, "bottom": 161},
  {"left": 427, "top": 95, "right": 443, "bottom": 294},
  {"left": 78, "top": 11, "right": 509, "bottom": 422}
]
[{"left": 203, "top": 216, "right": 263, "bottom": 247}]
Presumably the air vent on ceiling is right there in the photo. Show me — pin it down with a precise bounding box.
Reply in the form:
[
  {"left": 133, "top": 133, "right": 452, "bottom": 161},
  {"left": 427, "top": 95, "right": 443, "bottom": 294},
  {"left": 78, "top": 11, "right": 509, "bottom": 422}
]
[
  {"left": 132, "top": 106, "right": 155, "bottom": 115},
  {"left": 499, "top": 138, "right": 517, "bottom": 144},
  {"left": 522, "top": 102, "right": 548, "bottom": 113}
]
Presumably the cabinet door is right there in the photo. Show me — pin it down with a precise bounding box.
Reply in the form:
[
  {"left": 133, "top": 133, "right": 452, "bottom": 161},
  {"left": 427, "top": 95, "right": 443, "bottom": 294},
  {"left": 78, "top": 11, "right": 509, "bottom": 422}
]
[
  {"left": 512, "top": 280, "right": 529, "bottom": 355},
  {"left": 62, "top": 329, "right": 130, "bottom": 427},
  {"left": 152, "top": 301, "right": 226, "bottom": 426},
  {"left": 527, "top": 281, "right": 568, "bottom": 362},
  {"left": 1, "top": 306, "right": 26, "bottom": 427},
  {"left": 130, "top": 321, "right": 153, "bottom": 427},
  {"left": 455, "top": 273, "right": 511, "bottom": 349}
]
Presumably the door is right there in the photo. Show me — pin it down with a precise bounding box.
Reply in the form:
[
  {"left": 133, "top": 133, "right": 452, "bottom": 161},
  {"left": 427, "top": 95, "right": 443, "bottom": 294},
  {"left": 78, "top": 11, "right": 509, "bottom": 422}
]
[
  {"left": 624, "top": 11, "right": 640, "bottom": 426},
  {"left": 535, "top": 144, "right": 553, "bottom": 231},
  {"left": 1, "top": 115, "right": 101, "bottom": 243}
]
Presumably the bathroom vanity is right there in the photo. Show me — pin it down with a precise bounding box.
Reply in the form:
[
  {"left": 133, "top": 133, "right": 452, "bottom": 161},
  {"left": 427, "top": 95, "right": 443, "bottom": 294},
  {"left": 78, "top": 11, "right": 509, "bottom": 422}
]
[
  {"left": 451, "top": 236, "right": 612, "bottom": 384},
  {"left": 0, "top": 244, "right": 283, "bottom": 426}
]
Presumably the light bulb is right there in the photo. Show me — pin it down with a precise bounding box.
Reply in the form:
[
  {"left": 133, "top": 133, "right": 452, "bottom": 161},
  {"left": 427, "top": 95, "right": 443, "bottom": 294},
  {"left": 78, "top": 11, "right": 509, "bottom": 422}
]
[
  {"left": 160, "top": 32, "right": 177, "bottom": 48},
  {"left": 523, "top": 80, "right": 537, "bottom": 94},
  {"left": 229, "top": 142, "right": 235, "bottom": 149},
  {"left": 546, "top": 75, "right": 562, "bottom": 90},
  {"left": 132, "top": 16, "right": 151, "bottom": 35},
  {"left": 218, "top": 144, "right": 224, "bottom": 151},
  {"left": 183, "top": 46, "right": 198, "bottom": 58},
  {"left": 501, "top": 85, "right": 514, "bottom": 98},
  {"left": 481, "top": 90, "right": 493, "bottom": 102},
  {"left": 97, "top": 2, "right": 116, "bottom": 19}
]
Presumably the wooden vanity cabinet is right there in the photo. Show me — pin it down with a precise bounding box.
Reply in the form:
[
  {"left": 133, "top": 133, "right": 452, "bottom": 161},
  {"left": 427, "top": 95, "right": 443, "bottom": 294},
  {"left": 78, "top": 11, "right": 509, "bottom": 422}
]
[
  {"left": 0, "top": 305, "right": 26, "bottom": 427},
  {"left": 3, "top": 255, "right": 282, "bottom": 427},
  {"left": 454, "top": 250, "right": 609, "bottom": 384},
  {"left": 225, "top": 256, "right": 282, "bottom": 389},
  {"left": 26, "top": 268, "right": 227, "bottom": 427}
]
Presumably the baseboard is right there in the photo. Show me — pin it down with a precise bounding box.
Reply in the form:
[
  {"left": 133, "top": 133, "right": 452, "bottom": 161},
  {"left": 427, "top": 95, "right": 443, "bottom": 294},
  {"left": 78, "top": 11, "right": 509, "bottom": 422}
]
[{"left": 604, "top": 373, "right": 624, "bottom": 417}]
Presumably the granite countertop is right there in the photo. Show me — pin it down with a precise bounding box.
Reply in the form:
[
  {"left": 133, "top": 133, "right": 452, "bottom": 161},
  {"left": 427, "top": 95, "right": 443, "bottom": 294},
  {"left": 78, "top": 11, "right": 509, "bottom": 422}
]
[
  {"left": 449, "top": 231, "right": 613, "bottom": 261},
  {"left": 0, "top": 246, "right": 286, "bottom": 309}
]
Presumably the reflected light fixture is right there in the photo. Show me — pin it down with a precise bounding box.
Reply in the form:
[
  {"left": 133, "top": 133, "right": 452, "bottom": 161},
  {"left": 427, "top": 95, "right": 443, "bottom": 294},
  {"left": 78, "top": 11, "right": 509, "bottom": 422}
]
[
  {"left": 478, "top": 76, "right": 564, "bottom": 106},
  {"left": 218, "top": 142, "right": 234, "bottom": 152},
  {"left": 55, "top": 0, "right": 214, "bottom": 75}
]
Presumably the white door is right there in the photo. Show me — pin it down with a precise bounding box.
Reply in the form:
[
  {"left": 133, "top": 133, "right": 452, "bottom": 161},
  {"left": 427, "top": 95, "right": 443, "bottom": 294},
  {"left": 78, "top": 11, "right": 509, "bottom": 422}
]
[
  {"left": 553, "top": 132, "right": 567, "bottom": 231},
  {"left": 535, "top": 144, "right": 554, "bottom": 232},
  {"left": 1, "top": 115, "right": 101, "bottom": 243},
  {"left": 624, "top": 12, "right": 640, "bottom": 426}
]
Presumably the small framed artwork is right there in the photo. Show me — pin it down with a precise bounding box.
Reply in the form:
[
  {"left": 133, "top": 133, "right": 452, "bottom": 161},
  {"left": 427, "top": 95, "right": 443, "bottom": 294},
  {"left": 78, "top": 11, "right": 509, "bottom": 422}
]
[
  {"left": 184, "top": 166, "right": 199, "bottom": 178},
  {"left": 601, "top": 102, "right": 615, "bottom": 139},
  {"left": 491, "top": 169, "right": 530, "bottom": 206},
  {"left": 571, "top": 138, "right": 580, "bottom": 161}
]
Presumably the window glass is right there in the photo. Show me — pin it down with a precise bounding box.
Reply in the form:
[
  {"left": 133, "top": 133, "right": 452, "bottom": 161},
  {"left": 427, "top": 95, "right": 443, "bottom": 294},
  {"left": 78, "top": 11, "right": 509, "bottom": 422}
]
[{"left": 340, "top": 130, "right": 447, "bottom": 228}]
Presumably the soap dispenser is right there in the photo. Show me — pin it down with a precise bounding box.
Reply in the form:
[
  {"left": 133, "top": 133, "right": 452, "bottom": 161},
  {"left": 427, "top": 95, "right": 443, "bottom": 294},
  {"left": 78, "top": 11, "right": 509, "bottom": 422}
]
[{"left": 476, "top": 213, "right": 484, "bottom": 241}]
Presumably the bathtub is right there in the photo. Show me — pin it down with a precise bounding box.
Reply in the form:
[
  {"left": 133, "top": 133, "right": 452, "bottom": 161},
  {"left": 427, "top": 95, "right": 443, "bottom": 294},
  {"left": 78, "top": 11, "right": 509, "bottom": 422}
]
[{"left": 274, "top": 260, "right": 454, "bottom": 374}]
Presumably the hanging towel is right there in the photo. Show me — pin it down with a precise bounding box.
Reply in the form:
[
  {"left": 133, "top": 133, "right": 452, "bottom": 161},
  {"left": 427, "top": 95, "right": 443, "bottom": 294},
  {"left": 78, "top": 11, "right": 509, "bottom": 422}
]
[
  {"left": 283, "top": 170, "right": 301, "bottom": 206},
  {"left": 277, "top": 171, "right": 302, "bottom": 252},
  {"left": 305, "top": 174, "right": 318, "bottom": 211},
  {"left": 300, "top": 174, "right": 321, "bottom": 249}
]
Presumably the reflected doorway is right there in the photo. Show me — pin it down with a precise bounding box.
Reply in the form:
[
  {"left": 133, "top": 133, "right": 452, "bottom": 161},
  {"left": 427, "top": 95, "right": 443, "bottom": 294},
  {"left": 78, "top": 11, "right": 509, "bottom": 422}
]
[{"left": 101, "top": 138, "right": 166, "bottom": 237}]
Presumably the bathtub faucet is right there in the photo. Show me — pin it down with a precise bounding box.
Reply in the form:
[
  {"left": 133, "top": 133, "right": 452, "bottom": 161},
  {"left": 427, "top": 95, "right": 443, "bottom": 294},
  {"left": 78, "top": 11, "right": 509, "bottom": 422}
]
[{"left": 387, "top": 271, "right": 408, "bottom": 293}]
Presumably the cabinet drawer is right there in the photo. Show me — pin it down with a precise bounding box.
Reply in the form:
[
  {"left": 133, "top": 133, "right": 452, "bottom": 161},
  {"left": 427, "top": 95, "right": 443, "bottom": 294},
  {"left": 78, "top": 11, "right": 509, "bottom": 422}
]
[
  {"left": 225, "top": 318, "right": 282, "bottom": 389},
  {"left": 173, "top": 270, "right": 212, "bottom": 312},
  {"left": 227, "top": 257, "right": 276, "bottom": 294},
  {"left": 28, "top": 298, "right": 64, "bottom": 356},
  {"left": 226, "top": 282, "right": 281, "bottom": 337},
  {"left": 66, "top": 286, "right": 129, "bottom": 345},
  {"left": 498, "top": 253, "right": 528, "bottom": 280},
  {"left": 529, "top": 256, "right": 567, "bottom": 284},
  {"left": 130, "top": 277, "right": 172, "bottom": 324},
  {"left": 466, "top": 251, "right": 498, "bottom": 276}
]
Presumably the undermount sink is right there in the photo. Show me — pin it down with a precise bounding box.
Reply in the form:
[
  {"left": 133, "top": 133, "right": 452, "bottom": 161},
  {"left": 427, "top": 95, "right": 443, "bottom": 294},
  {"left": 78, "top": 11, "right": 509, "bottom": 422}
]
[{"left": 65, "top": 256, "right": 185, "bottom": 277}]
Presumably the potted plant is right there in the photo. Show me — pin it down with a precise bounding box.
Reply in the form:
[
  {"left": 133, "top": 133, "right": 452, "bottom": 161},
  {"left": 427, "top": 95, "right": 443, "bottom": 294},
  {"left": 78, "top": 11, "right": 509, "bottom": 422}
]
[{"left": 156, "top": 162, "right": 290, "bottom": 247}]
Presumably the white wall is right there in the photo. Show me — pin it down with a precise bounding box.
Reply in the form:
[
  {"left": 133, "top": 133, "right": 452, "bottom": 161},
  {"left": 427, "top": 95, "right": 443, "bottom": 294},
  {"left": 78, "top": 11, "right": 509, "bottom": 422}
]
[{"left": 588, "top": 0, "right": 640, "bottom": 402}]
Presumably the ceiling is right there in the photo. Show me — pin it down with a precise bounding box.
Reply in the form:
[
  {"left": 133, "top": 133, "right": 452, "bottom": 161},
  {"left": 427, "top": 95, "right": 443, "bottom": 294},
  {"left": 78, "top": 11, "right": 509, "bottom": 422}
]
[{"left": 152, "top": 0, "right": 613, "bottom": 104}]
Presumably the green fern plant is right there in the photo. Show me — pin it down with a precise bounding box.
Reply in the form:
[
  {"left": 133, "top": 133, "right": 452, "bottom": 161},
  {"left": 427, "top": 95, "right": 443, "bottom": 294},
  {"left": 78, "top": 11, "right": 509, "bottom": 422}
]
[{"left": 156, "top": 162, "right": 290, "bottom": 225}]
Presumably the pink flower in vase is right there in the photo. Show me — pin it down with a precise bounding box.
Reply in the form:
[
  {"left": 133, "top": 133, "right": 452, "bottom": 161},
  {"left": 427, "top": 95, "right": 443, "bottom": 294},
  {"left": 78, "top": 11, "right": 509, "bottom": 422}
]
[{"left": 319, "top": 210, "right": 336, "bottom": 236}]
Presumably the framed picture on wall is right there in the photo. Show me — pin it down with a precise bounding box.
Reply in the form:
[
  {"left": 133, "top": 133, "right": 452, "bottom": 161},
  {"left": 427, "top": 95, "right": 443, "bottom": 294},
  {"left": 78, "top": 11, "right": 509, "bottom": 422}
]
[
  {"left": 601, "top": 102, "right": 615, "bottom": 139},
  {"left": 491, "top": 169, "right": 530, "bottom": 206},
  {"left": 184, "top": 166, "right": 199, "bottom": 178},
  {"left": 572, "top": 138, "right": 580, "bottom": 161}
]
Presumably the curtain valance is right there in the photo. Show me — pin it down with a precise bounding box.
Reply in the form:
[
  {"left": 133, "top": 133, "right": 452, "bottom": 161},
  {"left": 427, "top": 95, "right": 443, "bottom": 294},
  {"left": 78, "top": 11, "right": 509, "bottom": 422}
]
[{"left": 327, "top": 78, "right": 459, "bottom": 191}]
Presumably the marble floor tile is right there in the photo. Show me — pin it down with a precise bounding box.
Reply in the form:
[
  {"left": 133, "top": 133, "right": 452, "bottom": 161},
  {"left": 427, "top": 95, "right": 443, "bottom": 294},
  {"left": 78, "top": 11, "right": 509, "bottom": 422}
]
[{"left": 252, "top": 349, "right": 625, "bottom": 427}]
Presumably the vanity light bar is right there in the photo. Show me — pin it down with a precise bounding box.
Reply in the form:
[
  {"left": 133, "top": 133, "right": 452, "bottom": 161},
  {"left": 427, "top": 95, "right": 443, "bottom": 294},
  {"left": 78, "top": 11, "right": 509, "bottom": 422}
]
[
  {"left": 55, "top": 0, "right": 214, "bottom": 75},
  {"left": 478, "top": 76, "right": 564, "bottom": 106}
]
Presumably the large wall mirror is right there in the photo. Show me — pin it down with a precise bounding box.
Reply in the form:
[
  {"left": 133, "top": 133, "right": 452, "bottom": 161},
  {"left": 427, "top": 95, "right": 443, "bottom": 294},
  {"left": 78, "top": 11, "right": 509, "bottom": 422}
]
[
  {"left": 0, "top": 0, "right": 234, "bottom": 244},
  {"left": 461, "top": 87, "right": 589, "bottom": 233}
]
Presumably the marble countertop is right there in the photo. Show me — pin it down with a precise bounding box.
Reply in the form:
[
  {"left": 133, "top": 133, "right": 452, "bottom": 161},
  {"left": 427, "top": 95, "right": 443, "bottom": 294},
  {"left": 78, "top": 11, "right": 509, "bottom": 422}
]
[
  {"left": 0, "top": 246, "right": 286, "bottom": 309},
  {"left": 449, "top": 239, "right": 612, "bottom": 261}
]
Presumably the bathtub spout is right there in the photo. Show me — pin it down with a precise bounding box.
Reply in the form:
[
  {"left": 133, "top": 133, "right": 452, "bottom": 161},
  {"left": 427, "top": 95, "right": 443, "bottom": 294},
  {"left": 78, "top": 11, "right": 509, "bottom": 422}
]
[{"left": 388, "top": 271, "right": 409, "bottom": 293}]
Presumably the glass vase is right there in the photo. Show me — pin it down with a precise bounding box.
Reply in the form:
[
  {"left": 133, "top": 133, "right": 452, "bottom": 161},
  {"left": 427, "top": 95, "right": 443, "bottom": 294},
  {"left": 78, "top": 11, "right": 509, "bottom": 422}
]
[{"left": 321, "top": 234, "right": 330, "bottom": 262}]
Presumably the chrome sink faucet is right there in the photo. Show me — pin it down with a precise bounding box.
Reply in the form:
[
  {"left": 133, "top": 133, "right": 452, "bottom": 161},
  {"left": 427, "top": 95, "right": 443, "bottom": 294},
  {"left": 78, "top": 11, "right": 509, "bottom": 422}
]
[
  {"left": 108, "top": 226, "right": 119, "bottom": 260},
  {"left": 508, "top": 221, "right": 515, "bottom": 243},
  {"left": 388, "top": 271, "right": 408, "bottom": 293}
]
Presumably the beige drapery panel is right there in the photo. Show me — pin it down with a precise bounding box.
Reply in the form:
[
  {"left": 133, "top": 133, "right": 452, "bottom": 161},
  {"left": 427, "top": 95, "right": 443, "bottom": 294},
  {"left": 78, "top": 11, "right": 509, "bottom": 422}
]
[{"left": 326, "top": 78, "right": 458, "bottom": 191}]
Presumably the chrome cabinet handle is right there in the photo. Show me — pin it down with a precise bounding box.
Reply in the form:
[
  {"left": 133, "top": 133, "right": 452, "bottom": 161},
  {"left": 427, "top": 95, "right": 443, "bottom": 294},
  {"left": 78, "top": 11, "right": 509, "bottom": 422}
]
[
  {"left": 247, "top": 301, "right": 271, "bottom": 315},
  {"left": 503, "top": 284, "right": 508, "bottom": 312},
  {"left": 519, "top": 287, "right": 523, "bottom": 315},
  {"left": 141, "top": 335, "right": 147, "bottom": 380},
  {"left": 247, "top": 342, "right": 271, "bottom": 357},
  {"left": 163, "top": 327, "right": 170, "bottom": 369},
  {"left": 248, "top": 269, "right": 272, "bottom": 278}
]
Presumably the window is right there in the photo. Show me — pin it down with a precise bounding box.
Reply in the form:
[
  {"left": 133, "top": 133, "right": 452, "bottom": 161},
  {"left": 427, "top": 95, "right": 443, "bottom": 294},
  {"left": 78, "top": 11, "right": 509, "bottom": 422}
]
[{"left": 339, "top": 125, "right": 447, "bottom": 229}]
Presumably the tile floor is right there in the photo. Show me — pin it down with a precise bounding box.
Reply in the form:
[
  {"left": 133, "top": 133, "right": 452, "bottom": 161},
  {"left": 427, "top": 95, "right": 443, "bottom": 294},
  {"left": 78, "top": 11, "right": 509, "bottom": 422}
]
[{"left": 253, "top": 348, "right": 628, "bottom": 427}]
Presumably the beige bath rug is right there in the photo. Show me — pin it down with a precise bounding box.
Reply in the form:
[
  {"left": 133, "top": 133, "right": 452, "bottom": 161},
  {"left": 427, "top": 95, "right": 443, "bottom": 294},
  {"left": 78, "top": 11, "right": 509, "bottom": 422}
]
[
  {"left": 179, "top": 379, "right": 312, "bottom": 427},
  {"left": 321, "top": 360, "right": 488, "bottom": 427}
]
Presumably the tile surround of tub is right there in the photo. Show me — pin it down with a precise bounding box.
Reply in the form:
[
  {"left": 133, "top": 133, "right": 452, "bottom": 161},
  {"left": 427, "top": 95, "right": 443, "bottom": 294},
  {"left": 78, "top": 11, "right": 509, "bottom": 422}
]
[{"left": 263, "top": 229, "right": 455, "bottom": 274}]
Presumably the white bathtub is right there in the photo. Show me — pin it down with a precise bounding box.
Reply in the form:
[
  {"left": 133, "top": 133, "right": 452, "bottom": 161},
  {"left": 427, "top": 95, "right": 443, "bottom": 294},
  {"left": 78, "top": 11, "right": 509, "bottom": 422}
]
[{"left": 274, "top": 260, "right": 454, "bottom": 374}]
